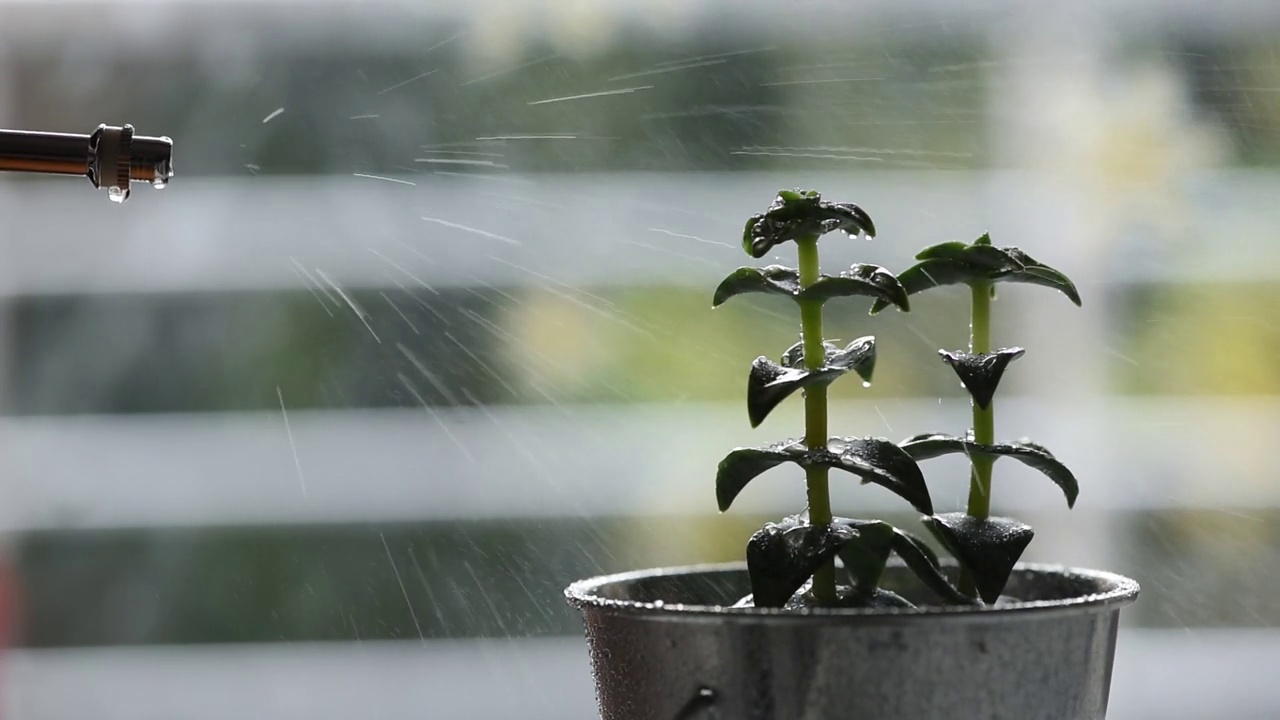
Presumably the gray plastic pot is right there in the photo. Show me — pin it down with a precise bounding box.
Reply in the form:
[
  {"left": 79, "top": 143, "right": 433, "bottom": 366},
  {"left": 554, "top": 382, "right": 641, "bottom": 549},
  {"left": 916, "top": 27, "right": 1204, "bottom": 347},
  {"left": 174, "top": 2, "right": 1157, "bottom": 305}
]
[{"left": 565, "top": 561, "right": 1139, "bottom": 720}]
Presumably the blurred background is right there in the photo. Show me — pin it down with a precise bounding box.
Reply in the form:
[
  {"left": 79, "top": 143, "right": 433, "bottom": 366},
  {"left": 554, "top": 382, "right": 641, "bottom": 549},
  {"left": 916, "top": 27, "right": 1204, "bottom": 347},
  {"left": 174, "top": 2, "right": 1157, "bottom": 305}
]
[{"left": 0, "top": 0, "right": 1277, "bottom": 717}]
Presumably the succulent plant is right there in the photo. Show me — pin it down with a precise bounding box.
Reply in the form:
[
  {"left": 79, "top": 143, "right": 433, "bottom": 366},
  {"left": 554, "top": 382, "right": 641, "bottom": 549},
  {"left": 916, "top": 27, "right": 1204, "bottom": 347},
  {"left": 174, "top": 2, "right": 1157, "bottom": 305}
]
[{"left": 713, "top": 190, "right": 1081, "bottom": 608}]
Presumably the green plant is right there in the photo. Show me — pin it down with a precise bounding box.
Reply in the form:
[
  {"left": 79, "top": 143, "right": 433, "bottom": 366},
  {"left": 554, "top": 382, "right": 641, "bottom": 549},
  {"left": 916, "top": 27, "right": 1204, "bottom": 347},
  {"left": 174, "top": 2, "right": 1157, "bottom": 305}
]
[{"left": 714, "top": 190, "right": 1081, "bottom": 608}]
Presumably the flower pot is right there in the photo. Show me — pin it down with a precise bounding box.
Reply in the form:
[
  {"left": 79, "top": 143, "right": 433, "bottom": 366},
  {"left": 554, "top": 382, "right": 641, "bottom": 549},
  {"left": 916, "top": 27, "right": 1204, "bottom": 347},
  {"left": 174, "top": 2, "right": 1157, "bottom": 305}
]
[{"left": 565, "top": 561, "right": 1139, "bottom": 720}]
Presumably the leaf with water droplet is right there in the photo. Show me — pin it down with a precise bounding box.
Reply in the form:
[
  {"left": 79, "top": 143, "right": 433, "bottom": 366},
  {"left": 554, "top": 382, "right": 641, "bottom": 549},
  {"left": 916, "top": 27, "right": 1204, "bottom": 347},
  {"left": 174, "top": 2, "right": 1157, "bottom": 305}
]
[
  {"left": 746, "top": 337, "right": 876, "bottom": 427},
  {"left": 938, "top": 347, "right": 1025, "bottom": 409},
  {"left": 832, "top": 519, "right": 894, "bottom": 593},
  {"left": 746, "top": 515, "right": 859, "bottom": 608},
  {"left": 870, "top": 235, "right": 1080, "bottom": 313},
  {"left": 713, "top": 263, "right": 907, "bottom": 311},
  {"left": 716, "top": 436, "right": 932, "bottom": 514},
  {"left": 742, "top": 189, "right": 876, "bottom": 259},
  {"left": 923, "top": 513, "right": 1034, "bottom": 604},
  {"left": 799, "top": 264, "right": 908, "bottom": 310},
  {"left": 899, "top": 432, "right": 1078, "bottom": 508},
  {"left": 832, "top": 519, "right": 976, "bottom": 605},
  {"left": 712, "top": 265, "right": 802, "bottom": 307}
]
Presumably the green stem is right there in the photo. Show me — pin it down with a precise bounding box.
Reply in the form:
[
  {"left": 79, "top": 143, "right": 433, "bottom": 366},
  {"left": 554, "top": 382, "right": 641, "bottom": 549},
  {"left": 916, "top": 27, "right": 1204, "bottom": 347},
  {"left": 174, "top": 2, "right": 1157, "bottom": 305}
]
[
  {"left": 960, "top": 281, "right": 995, "bottom": 598},
  {"left": 796, "top": 236, "right": 835, "bottom": 604}
]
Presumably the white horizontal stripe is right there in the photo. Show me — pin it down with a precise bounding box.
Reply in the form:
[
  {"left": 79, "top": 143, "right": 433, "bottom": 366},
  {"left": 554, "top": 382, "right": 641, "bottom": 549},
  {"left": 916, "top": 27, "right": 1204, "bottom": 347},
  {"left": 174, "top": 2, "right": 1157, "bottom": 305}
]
[
  {"left": 0, "top": 396, "right": 1273, "bottom": 530},
  {"left": 0, "top": 171, "right": 1277, "bottom": 297}
]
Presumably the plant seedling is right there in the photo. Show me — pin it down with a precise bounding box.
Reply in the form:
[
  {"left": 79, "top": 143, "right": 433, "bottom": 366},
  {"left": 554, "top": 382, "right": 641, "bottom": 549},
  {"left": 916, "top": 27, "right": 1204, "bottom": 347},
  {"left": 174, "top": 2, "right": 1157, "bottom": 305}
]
[
  {"left": 714, "top": 190, "right": 1082, "bottom": 608},
  {"left": 876, "top": 234, "right": 1081, "bottom": 602}
]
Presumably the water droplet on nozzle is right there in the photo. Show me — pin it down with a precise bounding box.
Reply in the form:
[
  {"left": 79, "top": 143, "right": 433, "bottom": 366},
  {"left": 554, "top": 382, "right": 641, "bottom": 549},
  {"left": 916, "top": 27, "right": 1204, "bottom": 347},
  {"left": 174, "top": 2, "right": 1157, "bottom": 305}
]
[{"left": 107, "top": 186, "right": 128, "bottom": 204}]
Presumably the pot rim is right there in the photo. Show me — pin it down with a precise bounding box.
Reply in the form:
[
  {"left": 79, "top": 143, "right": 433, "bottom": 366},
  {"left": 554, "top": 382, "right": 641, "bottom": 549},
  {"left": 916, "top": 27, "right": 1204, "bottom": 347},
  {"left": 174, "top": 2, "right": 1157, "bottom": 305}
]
[{"left": 565, "top": 561, "right": 1139, "bottom": 623}]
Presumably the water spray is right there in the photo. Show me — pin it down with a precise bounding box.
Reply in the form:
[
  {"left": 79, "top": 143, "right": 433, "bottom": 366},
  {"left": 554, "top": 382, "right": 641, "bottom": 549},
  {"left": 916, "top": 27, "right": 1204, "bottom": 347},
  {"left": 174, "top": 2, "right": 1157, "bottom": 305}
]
[{"left": 0, "top": 124, "right": 173, "bottom": 202}]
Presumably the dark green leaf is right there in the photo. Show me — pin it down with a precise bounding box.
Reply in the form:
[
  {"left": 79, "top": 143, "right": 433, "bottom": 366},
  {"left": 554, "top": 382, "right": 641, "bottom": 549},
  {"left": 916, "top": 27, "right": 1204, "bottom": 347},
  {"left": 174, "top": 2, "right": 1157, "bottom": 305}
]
[
  {"left": 713, "top": 263, "right": 907, "bottom": 312},
  {"left": 915, "top": 240, "right": 1014, "bottom": 270},
  {"left": 832, "top": 519, "right": 977, "bottom": 606},
  {"left": 747, "top": 337, "right": 875, "bottom": 427},
  {"left": 938, "top": 347, "right": 1025, "bottom": 409},
  {"left": 891, "top": 528, "right": 978, "bottom": 605},
  {"left": 829, "top": 336, "right": 877, "bottom": 383},
  {"left": 716, "top": 436, "right": 932, "bottom": 513},
  {"left": 870, "top": 237, "right": 1081, "bottom": 313},
  {"left": 913, "top": 241, "right": 970, "bottom": 262},
  {"left": 716, "top": 441, "right": 804, "bottom": 512},
  {"left": 799, "top": 264, "right": 909, "bottom": 311},
  {"left": 899, "top": 433, "right": 1079, "bottom": 508},
  {"left": 742, "top": 189, "right": 876, "bottom": 259},
  {"left": 832, "top": 519, "right": 894, "bottom": 592},
  {"left": 825, "top": 437, "right": 933, "bottom": 514},
  {"left": 712, "top": 265, "right": 800, "bottom": 307},
  {"left": 923, "top": 513, "right": 1034, "bottom": 604},
  {"left": 1015, "top": 264, "right": 1081, "bottom": 304},
  {"left": 746, "top": 515, "right": 858, "bottom": 608}
]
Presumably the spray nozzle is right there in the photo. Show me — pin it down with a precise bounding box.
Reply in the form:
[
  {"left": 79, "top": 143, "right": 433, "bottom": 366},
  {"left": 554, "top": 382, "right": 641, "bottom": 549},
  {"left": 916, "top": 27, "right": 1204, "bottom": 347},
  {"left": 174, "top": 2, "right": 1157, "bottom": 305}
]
[{"left": 0, "top": 124, "right": 174, "bottom": 202}]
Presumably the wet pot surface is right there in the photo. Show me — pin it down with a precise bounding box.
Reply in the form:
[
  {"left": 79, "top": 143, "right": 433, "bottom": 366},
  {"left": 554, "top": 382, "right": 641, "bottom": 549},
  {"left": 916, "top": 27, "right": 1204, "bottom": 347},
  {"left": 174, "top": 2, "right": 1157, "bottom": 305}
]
[{"left": 566, "top": 561, "right": 1139, "bottom": 720}]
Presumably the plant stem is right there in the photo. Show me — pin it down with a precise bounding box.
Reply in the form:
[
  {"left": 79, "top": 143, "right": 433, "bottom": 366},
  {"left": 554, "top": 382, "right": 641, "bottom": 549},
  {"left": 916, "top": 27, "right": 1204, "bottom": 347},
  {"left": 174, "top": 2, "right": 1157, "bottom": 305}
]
[
  {"left": 960, "top": 280, "right": 996, "bottom": 598},
  {"left": 796, "top": 235, "right": 835, "bottom": 604}
]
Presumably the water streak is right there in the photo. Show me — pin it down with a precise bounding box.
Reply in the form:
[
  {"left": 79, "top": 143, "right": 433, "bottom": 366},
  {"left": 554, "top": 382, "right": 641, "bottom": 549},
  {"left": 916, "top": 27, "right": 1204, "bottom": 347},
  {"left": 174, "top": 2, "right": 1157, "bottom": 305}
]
[
  {"left": 397, "top": 373, "right": 473, "bottom": 462},
  {"left": 276, "top": 387, "right": 308, "bottom": 495},
  {"left": 380, "top": 533, "right": 426, "bottom": 644},
  {"left": 461, "top": 53, "right": 559, "bottom": 86},
  {"left": 368, "top": 248, "right": 440, "bottom": 295},
  {"left": 607, "top": 59, "right": 726, "bottom": 81},
  {"left": 288, "top": 258, "right": 337, "bottom": 316},
  {"left": 381, "top": 292, "right": 420, "bottom": 334},
  {"left": 648, "top": 227, "right": 732, "bottom": 248},
  {"left": 414, "top": 158, "right": 509, "bottom": 168},
  {"left": 527, "top": 85, "right": 653, "bottom": 106},
  {"left": 444, "top": 331, "right": 518, "bottom": 397},
  {"left": 375, "top": 70, "right": 438, "bottom": 96},
  {"left": 759, "top": 77, "right": 885, "bottom": 87},
  {"left": 316, "top": 269, "right": 381, "bottom": 343},
  {"left": 422, "top": 216, "right": 519, "bottom": 245},
  {"left": 352, "top": 173, "right": 416, "bottom": 186}
]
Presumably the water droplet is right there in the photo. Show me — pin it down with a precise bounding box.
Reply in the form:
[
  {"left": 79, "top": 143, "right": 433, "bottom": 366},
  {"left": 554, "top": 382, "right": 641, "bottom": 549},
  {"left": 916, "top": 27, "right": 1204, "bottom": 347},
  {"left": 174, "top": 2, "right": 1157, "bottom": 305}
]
[
  {"left": 861, "top": 381, "right": 871, "bottom": 388},
  {"left": 107, "top": 186, "right": 128, "bottom": 204},
  {"left": 652, "top": 599, "right": 665, "bottom": 608},
  {"left": 151, "top": 177, "right": 167, "bottom": 189}
]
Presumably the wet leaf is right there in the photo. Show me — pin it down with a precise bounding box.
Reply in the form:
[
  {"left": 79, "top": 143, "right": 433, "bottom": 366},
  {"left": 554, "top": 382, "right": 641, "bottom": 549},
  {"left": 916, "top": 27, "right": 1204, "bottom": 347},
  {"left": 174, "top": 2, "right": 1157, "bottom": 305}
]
[
  {"left": 742, "top": 189, "right": 876, "bottom": 259},
  {"left": 712, "top": 263, "right": 907, "bottom": 311},
  {"left": 746, "top": 515, "right": 858, "bottom": 608},
  {"left": 923, "top": 513, "right": 1034, "bottom": 604},
  {"left": 799, "top": 264, "right": 909, "bottom": 311},
  {"left": 712, "top": 265, "right": 801, "bottom": 307},
  {"left": 716, "top": 441, "right": 804, "bottom": 512},
  {"left": 832, "top": 518, "right": 977, "bottom": 606},
  {"left": 938, "top": 347, "right": 1025, "bottom": 409},
  {"left": 716, "top": 437, "right": 932, "bottom": 513},
  {"left": 870, "top": 235, "right": 1080, "bottom": 313},
  {"left": 832, "top": 519, "right": 895, "bottom": 592},
  {"left": 747, "top": 337, "right": 875, "bottom": 427},
  {"left": 890, "top": 527, "right": 978, "bottom": 606},
  {"left": 915, "top": 235, "right": 1013, "bottom": 269},
  {"left": 899, "top": 432, "right": 1078, "bottom": 508},
  {"left": 826, "top": 437, "right": 933, "bottom": 514}
]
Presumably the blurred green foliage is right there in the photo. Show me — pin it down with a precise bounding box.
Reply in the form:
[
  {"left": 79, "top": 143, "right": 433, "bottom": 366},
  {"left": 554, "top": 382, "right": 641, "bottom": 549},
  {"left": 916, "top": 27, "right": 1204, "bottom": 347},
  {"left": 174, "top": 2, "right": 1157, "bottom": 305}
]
[
  {"left": 1117, "top": 281, "right": 1280, "bottom": 395},
  {"left": 506, "top": 285, "right": 971, "bottom": 404}
]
